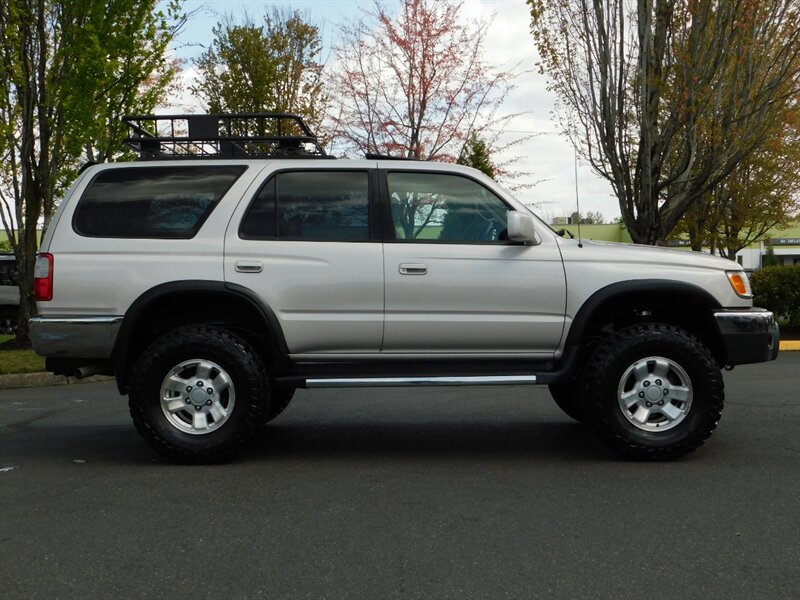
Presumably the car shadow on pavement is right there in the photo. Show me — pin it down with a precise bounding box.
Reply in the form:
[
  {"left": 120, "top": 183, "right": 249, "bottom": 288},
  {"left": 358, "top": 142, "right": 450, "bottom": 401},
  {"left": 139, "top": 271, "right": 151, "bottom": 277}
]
[
  {"left": 248, "top": 419, "right": 614, "bottom": 464},
  {"left": 2, "top": 419, "right": 614, "bottom": 466}
]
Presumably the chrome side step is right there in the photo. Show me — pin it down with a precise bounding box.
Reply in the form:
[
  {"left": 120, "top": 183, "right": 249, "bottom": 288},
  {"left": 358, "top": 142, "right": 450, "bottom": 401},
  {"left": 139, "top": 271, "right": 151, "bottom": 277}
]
[{"left": 305, "top": 375, "right": 538, "bottom": 388}]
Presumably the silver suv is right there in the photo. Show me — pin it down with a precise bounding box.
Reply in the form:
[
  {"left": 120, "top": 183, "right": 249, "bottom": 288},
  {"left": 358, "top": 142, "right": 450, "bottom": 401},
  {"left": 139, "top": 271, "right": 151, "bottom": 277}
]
[{"left": 30, "top": 113, "right": 779, "bottom": 462}]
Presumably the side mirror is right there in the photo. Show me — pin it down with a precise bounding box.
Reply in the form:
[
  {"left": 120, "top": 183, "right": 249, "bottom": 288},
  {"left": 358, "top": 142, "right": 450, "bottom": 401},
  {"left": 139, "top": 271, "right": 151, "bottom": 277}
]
[{"left": 507, "top": 212, "right": 539, "bottom": 244}]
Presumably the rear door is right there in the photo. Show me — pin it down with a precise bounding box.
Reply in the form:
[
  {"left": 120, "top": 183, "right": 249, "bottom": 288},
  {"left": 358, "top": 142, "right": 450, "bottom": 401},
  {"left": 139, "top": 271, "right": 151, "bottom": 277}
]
[{"left": 225, "top": 165, "right": 385, "bottom": 355}]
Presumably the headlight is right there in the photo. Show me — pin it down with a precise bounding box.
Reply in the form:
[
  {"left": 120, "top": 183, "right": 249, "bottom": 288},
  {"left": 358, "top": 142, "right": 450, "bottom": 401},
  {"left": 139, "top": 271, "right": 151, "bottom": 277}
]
[{"left": 726, "top": 270, "right": 753, "bottom": 298}]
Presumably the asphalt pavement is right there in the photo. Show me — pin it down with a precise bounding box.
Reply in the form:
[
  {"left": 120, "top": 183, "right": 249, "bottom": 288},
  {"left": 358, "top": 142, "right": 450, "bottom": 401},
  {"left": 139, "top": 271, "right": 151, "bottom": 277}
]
[{"left": 1, "top": 353, "right": 798, "bottom": 599}]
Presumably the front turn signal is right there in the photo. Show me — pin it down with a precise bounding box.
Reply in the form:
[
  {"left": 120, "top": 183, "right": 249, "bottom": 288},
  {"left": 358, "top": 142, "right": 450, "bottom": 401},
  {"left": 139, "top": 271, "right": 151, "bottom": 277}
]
[{"left": 726, "top": 270, "right": 752, "bottom": 298}]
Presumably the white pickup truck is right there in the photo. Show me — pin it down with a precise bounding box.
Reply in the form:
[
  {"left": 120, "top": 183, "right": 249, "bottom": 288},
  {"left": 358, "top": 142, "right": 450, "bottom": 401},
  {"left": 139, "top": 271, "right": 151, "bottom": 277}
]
[
  {"left": 29, "top": 113, "right": 780, "bottom": 462},
  {"left": 0, "top": 253, "right": 19, "bottom": 335}
]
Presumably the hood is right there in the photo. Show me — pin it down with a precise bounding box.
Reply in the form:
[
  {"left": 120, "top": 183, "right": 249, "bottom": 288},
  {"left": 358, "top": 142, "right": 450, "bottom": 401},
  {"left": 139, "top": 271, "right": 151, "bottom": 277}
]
[{"left": 556, "top": 238, "right": 740, "bottom": 272}]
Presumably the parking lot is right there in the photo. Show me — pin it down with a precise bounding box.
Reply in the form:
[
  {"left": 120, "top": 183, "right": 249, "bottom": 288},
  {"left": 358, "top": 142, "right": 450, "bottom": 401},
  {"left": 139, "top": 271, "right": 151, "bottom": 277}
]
[{"left": 1, "top": 353, "right": 798, "bottom": 599}]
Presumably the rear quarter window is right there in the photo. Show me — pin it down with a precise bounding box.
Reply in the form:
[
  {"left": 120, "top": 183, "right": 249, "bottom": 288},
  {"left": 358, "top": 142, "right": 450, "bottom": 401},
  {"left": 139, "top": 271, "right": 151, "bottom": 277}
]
[{"left": 73, "top": 165, "right": 246, "bottom": 239}]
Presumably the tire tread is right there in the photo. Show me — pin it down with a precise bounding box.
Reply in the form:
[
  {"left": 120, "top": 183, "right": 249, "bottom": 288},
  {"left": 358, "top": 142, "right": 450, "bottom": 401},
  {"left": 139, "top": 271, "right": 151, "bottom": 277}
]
[
  {"left": 128, "top": 326, "right": 268, "bottom": 463},
  {"left": 583, "top": 323, "right": 724, "bottom": 460}
]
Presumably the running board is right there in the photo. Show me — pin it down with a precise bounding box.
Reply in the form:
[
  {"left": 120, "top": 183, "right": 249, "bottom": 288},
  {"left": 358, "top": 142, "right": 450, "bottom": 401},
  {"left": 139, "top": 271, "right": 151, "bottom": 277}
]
[{"left": 305, "top": 375, "right": 538, "bottom": 388}]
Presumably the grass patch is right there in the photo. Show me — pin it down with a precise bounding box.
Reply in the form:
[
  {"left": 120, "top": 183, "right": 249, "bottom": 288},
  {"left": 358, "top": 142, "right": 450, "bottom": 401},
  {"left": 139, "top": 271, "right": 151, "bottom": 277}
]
[
  {"left": 0, "top": 349, "right": 45, "bottom": 374},
  {"left": 0, "top": 335, "right": 46, "bottom": 374}
]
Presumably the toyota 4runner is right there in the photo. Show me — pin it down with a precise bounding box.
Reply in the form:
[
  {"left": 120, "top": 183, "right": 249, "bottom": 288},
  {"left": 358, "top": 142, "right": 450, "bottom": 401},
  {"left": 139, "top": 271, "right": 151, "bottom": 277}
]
[{"left": 30, "top": 113, "right": 780, "bottom": 462}]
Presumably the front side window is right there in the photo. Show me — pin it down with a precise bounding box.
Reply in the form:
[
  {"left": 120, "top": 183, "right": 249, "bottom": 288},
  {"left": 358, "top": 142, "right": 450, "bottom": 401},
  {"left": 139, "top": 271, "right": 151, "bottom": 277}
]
[
  {"left": 387, "top": 172, "right": 509, "bottom": 243},
  {"left": 73, "top": 166, "right": 246, "bottom": 239},
  {"left": 240, "top": 171, "right": 370, "bottom": 241}
]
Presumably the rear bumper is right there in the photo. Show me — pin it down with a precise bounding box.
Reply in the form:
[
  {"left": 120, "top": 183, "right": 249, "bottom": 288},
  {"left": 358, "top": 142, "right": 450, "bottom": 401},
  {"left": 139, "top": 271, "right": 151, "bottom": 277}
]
[
  {"left": 30, "top": 316, "right": 122, "bottom": 359},
  {"left": 714, "top": 308, "right": 779, "bottom": 365}
]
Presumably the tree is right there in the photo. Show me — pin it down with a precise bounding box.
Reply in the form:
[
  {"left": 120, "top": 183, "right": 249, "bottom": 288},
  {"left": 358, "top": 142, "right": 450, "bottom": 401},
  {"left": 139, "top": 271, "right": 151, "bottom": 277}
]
[
  {"left": 570, "top": 211, "right": 605, "bottom": 225},
  {"left": 679, "top": 115, "right": 800, "bottom": 259},
  {"left": 329, "top": 0, "right": 518, "bottom": 162},
  {"left": 329, "top": 0, "right": 521, "bottom": 240},
  {"left": 0, "top": 0, "right": 182, "bottom": 343},
  {"left": 529, "top": 0, "right": 800, "bottom": 245},
  {"left": 457, "top": 134, "right": 498, "bottom": 179},
  {"left": 191, "top": 9, "right": 326, "bottom": 133}
]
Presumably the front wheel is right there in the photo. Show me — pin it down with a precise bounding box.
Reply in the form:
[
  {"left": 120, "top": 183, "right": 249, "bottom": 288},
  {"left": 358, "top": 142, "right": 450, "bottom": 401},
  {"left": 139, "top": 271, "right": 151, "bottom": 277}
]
[
  {"left": 548, "top": 381, "right": 585, "bottom": 422},
  {"left": 129, "top": 326, "right": 270, "bottom": 463},
  {"left": 582, "top": 324, "right": 724, "bottom": 460}
]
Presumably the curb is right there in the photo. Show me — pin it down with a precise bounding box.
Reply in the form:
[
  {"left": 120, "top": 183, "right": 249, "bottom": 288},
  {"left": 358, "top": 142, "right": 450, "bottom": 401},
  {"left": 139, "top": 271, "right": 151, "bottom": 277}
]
[
  {"left": 780, "top": 340, "right": 800, "bottom": 351},
  {"left": 0, "top": 373, "right": 113, "bottom": 391}
]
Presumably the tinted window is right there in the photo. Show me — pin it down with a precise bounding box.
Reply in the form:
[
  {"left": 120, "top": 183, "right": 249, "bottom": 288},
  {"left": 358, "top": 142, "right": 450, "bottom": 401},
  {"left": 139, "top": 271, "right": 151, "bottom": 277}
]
[
  {"left": 240, "top": 178, "right": 276, "bottom": 239},
  {"left": 0, "top": 258, "right": 18, "bottom": 286},
  {"left": 240, "top": 171, "right": 370, "bottom": 241},
  {"left": 387, "top": 172, "right": 509, "bottom": 243},
  {"left": 74, "top": 166, "right": 245, "bottom": 238}
]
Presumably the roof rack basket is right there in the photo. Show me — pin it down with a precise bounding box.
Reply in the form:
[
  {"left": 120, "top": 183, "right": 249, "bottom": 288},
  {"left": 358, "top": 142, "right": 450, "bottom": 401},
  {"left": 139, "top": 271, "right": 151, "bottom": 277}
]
[{"left": 123, "top": 113, "right": 331, "bottom": 160}]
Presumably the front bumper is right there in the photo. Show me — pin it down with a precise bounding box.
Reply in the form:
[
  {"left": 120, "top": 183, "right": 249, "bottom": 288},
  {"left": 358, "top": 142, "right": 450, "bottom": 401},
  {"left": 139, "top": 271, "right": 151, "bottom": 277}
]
[{"left": 714, "top": 308, "right": 780, "bottom": 365}]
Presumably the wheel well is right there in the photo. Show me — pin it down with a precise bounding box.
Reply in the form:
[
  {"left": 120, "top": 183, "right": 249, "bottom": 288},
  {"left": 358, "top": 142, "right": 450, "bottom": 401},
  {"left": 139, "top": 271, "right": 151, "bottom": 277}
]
[
  {"left": 114, "top": 289, "right": 285, "bottom": 392},
  {"left": 568, "top": 288, "right": 724, "bottom": 365}
]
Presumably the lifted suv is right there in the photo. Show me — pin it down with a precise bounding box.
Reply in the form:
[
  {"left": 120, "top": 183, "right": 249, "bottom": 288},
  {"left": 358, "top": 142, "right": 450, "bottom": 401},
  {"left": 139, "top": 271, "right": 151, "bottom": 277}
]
[{"left": 31, "top": 113, "right": 779, "bottom": 462}]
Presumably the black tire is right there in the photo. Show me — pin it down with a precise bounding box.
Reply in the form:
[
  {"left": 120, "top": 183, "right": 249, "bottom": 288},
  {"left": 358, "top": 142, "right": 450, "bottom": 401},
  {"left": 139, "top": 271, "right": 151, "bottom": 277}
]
[
  {"left": 582, "top": 323, "right": 724, "bottom": 460},
  {"left": 0, "top": 308, "right": 17, "bottom": 335},
  {"left": 548, "top": 381, "right": 585, "bottom": 422},
  {"left": 265, "top": 387, "right": 295, "bottom": 423},
  {"left": 129, "top": 326, "right": 270, "bottom": 463}
]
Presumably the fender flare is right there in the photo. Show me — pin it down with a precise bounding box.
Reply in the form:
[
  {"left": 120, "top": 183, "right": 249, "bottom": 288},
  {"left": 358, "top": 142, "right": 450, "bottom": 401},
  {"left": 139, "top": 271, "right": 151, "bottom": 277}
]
[
  {"left": 564, "top": 279, "right": 722, "bottom": 347},
  {"left": 112, "top": 280, "right": 289, "bottom": 391}
]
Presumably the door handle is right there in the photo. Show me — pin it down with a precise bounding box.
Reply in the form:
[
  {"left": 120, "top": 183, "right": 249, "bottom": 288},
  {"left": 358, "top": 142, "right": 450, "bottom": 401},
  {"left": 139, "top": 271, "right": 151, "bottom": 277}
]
[
  {"left": 235, "top": 261, "right": 263, "bottom": 273},
  {"left": 399, "top": 263, "right": 427, "bottom": 275}
]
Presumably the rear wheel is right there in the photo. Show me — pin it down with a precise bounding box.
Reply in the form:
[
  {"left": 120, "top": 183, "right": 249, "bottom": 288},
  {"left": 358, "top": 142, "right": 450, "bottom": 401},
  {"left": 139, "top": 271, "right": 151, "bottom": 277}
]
[
  {"left": 129, "top": 326, "right": 270, "bottom": 463},
  {"left": 582, "top": 323, "right": 724, "bottom": 460},
  {"left": 265, "top": 388, "right": 295, "bottom": 423}
]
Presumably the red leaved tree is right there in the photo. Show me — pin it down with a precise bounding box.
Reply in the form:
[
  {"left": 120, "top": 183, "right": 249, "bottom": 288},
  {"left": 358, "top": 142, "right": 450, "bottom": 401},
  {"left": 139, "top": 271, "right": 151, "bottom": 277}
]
[{"left": 327, "top": 0, "right": 518, "bottom": 163}]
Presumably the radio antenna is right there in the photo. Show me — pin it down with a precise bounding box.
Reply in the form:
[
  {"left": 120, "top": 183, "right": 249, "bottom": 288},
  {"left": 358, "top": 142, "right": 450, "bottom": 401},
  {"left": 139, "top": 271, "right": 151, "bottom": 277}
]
[{"left": 574, "top": 148, "right": 583, "bottom": 248}]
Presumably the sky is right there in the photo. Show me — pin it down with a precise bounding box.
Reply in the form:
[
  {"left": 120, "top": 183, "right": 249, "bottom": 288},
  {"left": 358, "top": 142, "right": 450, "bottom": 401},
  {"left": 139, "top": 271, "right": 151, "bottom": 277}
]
[{"left": 162, "top": 0, "right": 619, "bottom": 221}]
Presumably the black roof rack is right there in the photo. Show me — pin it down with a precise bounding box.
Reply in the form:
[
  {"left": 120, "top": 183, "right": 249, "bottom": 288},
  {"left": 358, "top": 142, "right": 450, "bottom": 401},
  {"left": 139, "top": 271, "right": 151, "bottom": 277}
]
[{"left": 123, "top": 113, "right": 332, "bottom": 160}]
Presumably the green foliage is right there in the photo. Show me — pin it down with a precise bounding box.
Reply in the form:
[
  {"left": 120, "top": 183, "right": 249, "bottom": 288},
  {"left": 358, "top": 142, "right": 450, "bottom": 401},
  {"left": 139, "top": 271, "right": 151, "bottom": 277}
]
[
  {"left": 0, "top": 239, "right": 11, "bottom": 252},
  {"left": 763, "top": 246, "right": 781, "bottom": 267},
  {"left": 0, "top": 347, "right": 46, "bottom": 374},
  {"left": 751, "top": 265, "right": 800, "bottom": 327},
  {"left": 0, "top": 0, "right": 183, "bottom": 343},
  {"left": 457, "top": 134, "right": 497, "bottom": 179},
  {"left": 192, "top": 9, "right": 325, "bottom": 132},
  {"left": 56, "top": 0, "right": 183, "bottom": 164}
]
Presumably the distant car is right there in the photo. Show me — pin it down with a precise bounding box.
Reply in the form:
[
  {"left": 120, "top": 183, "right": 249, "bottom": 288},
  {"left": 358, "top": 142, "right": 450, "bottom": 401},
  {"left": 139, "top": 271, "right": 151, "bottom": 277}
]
[{"left": 0, "top": 253, "right": 20, "bottom": 334}]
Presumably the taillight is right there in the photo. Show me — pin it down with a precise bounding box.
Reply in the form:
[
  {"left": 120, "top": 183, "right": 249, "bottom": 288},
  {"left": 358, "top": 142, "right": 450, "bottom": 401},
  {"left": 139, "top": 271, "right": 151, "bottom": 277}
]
[{"left": 34, "top": 253, "right": 54, "bottom": 301}]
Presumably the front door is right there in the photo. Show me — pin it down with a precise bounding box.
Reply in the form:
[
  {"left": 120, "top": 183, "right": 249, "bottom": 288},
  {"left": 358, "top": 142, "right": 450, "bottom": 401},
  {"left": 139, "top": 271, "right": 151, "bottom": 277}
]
[{"left": 381, "top": 170, "right": 566, "bottom": 355}]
